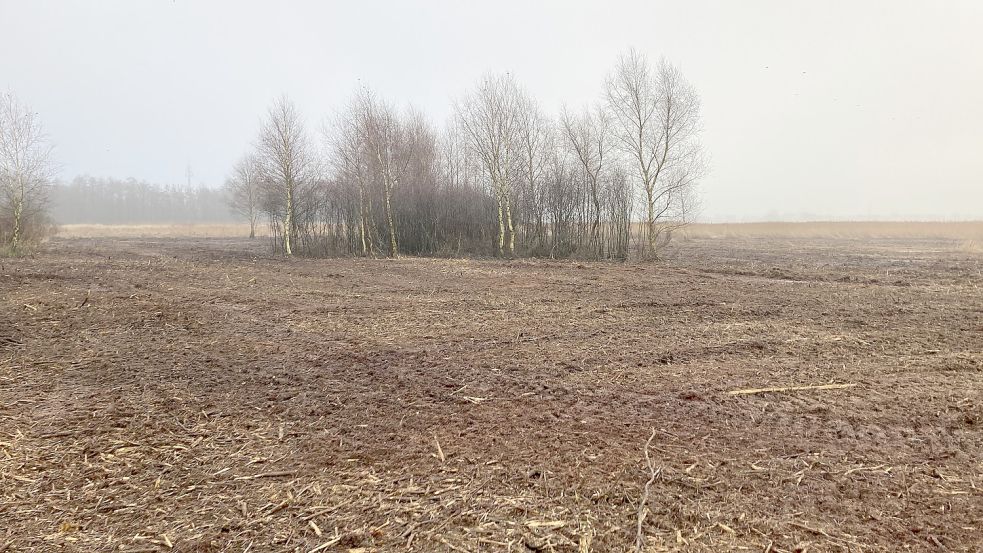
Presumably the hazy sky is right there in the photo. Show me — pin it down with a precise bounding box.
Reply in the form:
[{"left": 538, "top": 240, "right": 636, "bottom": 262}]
[{"left": 2, "top": 0, "right": 981, "bottom": 221}]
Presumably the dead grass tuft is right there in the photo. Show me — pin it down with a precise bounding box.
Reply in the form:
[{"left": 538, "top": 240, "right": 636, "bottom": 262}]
[{"left": 958, "top": 239, "right": 983, "bottom": 254}]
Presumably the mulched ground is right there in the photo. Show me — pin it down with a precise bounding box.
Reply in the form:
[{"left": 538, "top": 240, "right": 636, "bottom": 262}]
[{"left": 1, "top": 235, "right": 981, "bottom": 552}]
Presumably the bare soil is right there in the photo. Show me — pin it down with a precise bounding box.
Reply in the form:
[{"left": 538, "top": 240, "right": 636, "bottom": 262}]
[{"left": 1, "top": 235, "right": 981, "bottom": 552}]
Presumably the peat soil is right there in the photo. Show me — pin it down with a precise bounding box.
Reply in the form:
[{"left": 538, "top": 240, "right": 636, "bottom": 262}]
[{"left": 1, "top": 236, "right": 981, "bottom": 552}]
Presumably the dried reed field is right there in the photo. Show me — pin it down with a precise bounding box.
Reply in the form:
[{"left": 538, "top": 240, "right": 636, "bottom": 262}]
[
  {"left": 679, "top": 221, "right": 983, "bottom": 242},
  {"left": 55, "top": 224, "right": 270, "bottom": 240},
  {"left": 56, "top": 220, "right": 983, "bottom": 243},
  {"left": 1, "top": 228, "right": 981, "bottom": 552}
]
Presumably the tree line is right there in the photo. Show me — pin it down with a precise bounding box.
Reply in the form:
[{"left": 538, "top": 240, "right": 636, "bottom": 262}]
[
  {"left": 1, "top": 93, "right": 234, "bottom": 253},
  {"left": 49, "top": 176, "right": 233, "bottom": 225},
  {"left": 228, "top": 49, "right": 706, "bottom": 259}
]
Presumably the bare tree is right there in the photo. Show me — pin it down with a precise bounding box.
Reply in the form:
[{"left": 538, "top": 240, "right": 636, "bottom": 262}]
[
  {"left": 329, "top": 95, "right": 375, "bottom": 256},
  {"left": 225, "top": 154, "right": 261, "bottom": 238},
  {"left": 435, "top": 122, "right": 492, "bottom": 254},
  {"left": 255, "top": 96, "right": 316, "bottom": 255},
  {"left": 398, "top": 109, "right": 441, "bottom": 254},
  {"left": 605, "top": 50, "right": 704, "bottom": 257},
  {"left": 357, "top": 90, "right": 411, "bottom": 258},
  {"left": 604, "top": 165, "right": 634, "bottom": 260},
  {"left": 455, "top": 74, "right": 524, "bottom": 256},
  {"left": 516, "top": 97, "right": 552, "bottom": 252},
  {"left": 561, "top": 104, "right": 611, "bottom": 258},
  {"left": 0, "top": 92, "right": 55, "bottom": 251},
  {"left": 543, "top": 149, "right": 578, "bottom": 257}
]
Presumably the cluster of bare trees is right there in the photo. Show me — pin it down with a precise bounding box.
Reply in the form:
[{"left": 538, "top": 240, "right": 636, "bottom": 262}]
[
  {"left": 0, "top": 92, "right": 55, "bottom": 252},
  {"left": 228, "top": 49, "right": 705, "bottom": 259}
]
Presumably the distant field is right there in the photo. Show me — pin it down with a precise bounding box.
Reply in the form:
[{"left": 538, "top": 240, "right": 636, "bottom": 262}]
[
  {"left": 56, "top": 221, "right": 983, "bottom": 253},
  {"left": 681, "top": 220, "right": 983, "bottom": 241},
  {"left": 55, "top": 223, "right": 265, "bottom": 239}
]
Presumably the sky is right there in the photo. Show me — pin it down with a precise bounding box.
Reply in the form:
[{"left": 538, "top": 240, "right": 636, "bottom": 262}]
[{"left": 1, "top": 0, "right": 981, "bottom": 221}]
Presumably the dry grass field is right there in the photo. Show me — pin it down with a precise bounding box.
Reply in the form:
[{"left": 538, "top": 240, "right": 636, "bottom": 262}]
[
  {"left": 1, "top": 223, "right": 981, "bottom": 552},
  {"left": 55, "top": 223, "right": 269, "bottom": 239},
  {"left": 681, "top": 221, "right": 983, "bottom": 241},
  {"left": 56, "top": 221, "right": 983, "bottom": 253}
]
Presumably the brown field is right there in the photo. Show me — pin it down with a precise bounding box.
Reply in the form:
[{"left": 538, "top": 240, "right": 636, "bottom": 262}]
[
  {"left": 55, "top": 223, "right": 269, "bottom": 239},
  {"left": 57, "top": 221, "right": 983, "bottom": 242},
  {"left": 680, "top": 221, "right": 983, "bottom": 242},
  {"left": 2, "top": 227, "right": 982, "bottom": 552}
]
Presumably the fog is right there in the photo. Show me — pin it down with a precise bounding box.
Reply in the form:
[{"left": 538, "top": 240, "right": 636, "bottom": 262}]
[{"left": 2, "top": 0, "right": 981, "bottom": 221}]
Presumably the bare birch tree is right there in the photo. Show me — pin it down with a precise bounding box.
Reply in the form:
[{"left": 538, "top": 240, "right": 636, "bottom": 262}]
[
  {"left": 436, "top": 122, "right": 492, "bottom": 254},
  {"left": 399, "top": 109, "right": 441, "bottom": 253},
  {"left": 329, "top": 94, "right": 377, "bottom": 256},
  {"left": 329, "top": 111, "right": 365, "bottom": 255},
  {"left": 255, "top": 95, "right": 315, "bottom": 255},
  {"left": 517, "top": 97, "right": 552, "bottom": 252},
  {"left": 455, "top": 74, "right": 524, "bottom": 256},
  {"left": 225, "top": 154, "right": 261, "bottom": 238},
  {"left": 357, "top": 90, "right": 410, "bottom": 258},
  {"left": 605, "top": 50, "right": 704, "bottom": 257},
  {"left": 0, "top": 92, "right": 55, "bottom": 251},
  {"left": 561, "top": 105, "right": 611, "bottom": 258}
]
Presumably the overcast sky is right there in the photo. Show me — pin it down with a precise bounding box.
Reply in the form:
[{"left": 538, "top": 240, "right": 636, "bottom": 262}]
[{"left": 2, "top": 0, "right": 981, "bottom": 221}]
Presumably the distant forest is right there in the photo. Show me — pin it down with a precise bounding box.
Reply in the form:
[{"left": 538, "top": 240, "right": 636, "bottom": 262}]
[{"left": 49, "top": 176, "right": 233, "bottom": 224}]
